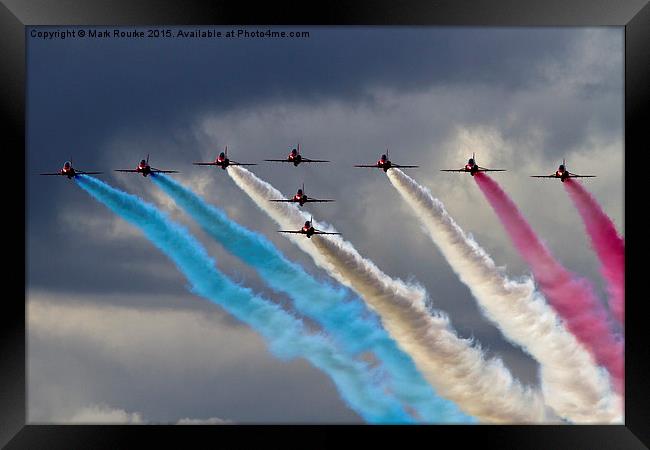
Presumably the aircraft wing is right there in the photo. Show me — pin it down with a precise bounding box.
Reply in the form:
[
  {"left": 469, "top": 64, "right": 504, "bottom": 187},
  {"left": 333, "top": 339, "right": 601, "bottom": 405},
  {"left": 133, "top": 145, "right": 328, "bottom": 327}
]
[
  {"left": 39, "top": 172, "right": 63, "bottom": 176},
  {"left": 304, "top": 198, "right": 335, "bottom": 203},
  {"left": 300, "top": 158, "right": 330, "bottom": 163},
  {"left": 567, "top": 173, "right": 596, "bottom": 178},
  {"left": 277, "top": 230, "right": 304, "bottom": 234},
  {"left": 114, "top": 169, "right": 139, "bottom": 172},
  {"left": 354, "top": 164, "right": 379, "bottom": 168},
  {"left": 439, "top": 168, "right": 466, "bottom": 172},
  {"left": 77, "top": 171, "right": 104, "bottom": 175},
  {"left": 478, "top": 167, "right": 506, "bottom": 172},
  {"left": 313, "top": 231, "right": 341, "bottom": 235},
  {"left": 530, "top": 174, "right": 557, "bottom": 178},
  {"left": 230, "top": 162, "right": 257, "bottom": 166},
  {"left": 392, "top": 164, "right": 419, "bottom": 168},
  {"left": 269, "top": 199, "right": 296, "bottom": 202},
  {"left": 151, "top": 168, "right": 180, "bottom": 173},
  {"left": 264, "top": 159, "right": 293, "bottom": 162},
  {"left": 192, "top": 162, "right": 218, "bottom": 166}
]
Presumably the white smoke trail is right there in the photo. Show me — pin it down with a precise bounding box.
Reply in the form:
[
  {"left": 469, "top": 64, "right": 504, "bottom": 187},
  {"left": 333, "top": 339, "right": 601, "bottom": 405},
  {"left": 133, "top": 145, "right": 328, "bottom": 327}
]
[
  {"left": 227, "top": 166, "right": 553, "bottom": 423},
  {"left": 386, "top": 168, "right": 622, "bottom": 423}
]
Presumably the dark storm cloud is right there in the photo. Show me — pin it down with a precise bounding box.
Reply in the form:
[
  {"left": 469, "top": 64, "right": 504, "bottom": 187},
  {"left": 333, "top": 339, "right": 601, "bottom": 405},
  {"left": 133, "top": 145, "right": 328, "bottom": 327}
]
[{"left": 27, "top": 26, "right": 583, "bottom": 130}]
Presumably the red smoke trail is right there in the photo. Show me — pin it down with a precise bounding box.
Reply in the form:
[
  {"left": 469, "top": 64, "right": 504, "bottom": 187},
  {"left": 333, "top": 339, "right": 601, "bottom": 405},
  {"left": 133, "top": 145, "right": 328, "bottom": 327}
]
[
  {"left": 474, "top": 173, "right": 623, "bottom": 393},
  {"left": 564, "top": 179, "right": 624, "bottom": 325}
]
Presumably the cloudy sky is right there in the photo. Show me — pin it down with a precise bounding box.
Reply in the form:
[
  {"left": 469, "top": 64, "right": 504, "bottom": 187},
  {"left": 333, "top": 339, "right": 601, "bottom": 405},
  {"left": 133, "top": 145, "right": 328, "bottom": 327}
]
[{"left": 27, "top": 26, "right": 623, "bottom": 424}]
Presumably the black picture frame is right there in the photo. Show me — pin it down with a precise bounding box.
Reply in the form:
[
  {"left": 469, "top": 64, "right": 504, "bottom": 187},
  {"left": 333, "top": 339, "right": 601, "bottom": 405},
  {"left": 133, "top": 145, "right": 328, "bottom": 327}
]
[{"left": 5, "top": 0, "right": 648, "bottom": 447}]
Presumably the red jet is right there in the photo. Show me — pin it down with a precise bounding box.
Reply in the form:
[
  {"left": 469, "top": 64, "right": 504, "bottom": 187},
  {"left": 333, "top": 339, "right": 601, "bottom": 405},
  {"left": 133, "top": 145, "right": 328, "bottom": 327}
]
[
  {"left": 264, "top": 143, "right": 330, "bottom": 167},
  {"left": 114, "top": 154, "right": 179, "bottom": 177},
  {"left": 270, "top": 183, "right": 335, "bottom": 207},
  {"left": 40, "top": 160, "right": 103, "bottom": 179},
  {"left": 193, "top": 146, "right": 257, "bottom": 170},
  {"left": 531, "top": 159, "right": 596, "bottom": 182},
  {"left": 354, "top": 149, "right": 419, "bottom": 173},
  {"left": 440, "top": 153, "right": 506, "bottom": 176},
  {"left": 278, "top": 216, "right": 341, "bottom": 239}
]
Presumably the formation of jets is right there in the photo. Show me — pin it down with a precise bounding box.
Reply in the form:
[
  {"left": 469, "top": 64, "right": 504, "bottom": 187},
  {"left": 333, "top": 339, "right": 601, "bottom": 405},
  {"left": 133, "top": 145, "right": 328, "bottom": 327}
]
[{"left": 39, "top": 145, "right": 596, "bottom": 238}]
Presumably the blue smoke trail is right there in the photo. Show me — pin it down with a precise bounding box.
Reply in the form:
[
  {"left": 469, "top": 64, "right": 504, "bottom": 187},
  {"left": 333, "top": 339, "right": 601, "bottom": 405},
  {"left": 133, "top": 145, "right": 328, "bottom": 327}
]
[
  {"left": 74, "top": 174, "right": 413, "bottom": 424},
  {"left": 151, "top": 173, "right": 473, "bottom": 423}
]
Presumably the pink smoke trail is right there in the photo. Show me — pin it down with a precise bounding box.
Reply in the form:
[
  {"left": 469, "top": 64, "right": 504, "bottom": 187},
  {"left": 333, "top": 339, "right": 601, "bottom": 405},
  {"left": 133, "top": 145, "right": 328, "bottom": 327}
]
[
  {"left": 474, "top": 173, "right": 624, "bottom": 393},
  {"left": 564, "top": 179, "right": 624, "bottom": 325}
]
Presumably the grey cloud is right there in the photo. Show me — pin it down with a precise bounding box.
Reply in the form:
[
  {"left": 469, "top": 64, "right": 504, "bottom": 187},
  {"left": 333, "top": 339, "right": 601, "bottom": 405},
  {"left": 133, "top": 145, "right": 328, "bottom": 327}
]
[{"left": 28, "top": 294, "right": 362, "bottom": 424}]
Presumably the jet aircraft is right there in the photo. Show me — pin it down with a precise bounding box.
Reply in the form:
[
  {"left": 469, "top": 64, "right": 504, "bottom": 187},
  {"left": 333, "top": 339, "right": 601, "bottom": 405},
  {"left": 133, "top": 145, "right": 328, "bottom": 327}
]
[
  {"left": 264, "top": 143, "right": 329, "bottom": 167},
  {"left": 40, "top": 160, "right": 103, "bottom": 179},
  {"left": 354, "top": 149, "right": 419, "bottom": 172},
  {"left": 270, "top": 183, "right": 335, "bottom": 207},
  {"left": 278, "top": 216, "right": 341, "bottom": 238},
  {"left": 440, "top": 153, "right": 506, "bottom": 176},
  {"left": 114, "top": 154, "right": 179, "bottom": 177},
  {"left": 530, "top": 159, "right": 596, "bottom": 182},
  {"left": 193, "top": 146, "right": 257, "bottom": 170}
]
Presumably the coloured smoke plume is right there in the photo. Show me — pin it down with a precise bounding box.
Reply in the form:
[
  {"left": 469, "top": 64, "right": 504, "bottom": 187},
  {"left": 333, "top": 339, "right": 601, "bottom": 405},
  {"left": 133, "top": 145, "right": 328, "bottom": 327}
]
[
  {"left": 151, "top": 173, "right": 470, "bottom": 423},
  {"left": 227, "top": 165, "right": 553, "bottom": 423},
  {"left": 473, "top": 173, "right": 624, "bottom": 394},
  {"left": 564, "top": 179, "right": 624, "bottom": 326},
  {"left": 387, "top": 168, "right": 622, "bottom": 423},
  {"left": 74, "top": 174, "right": 416, "bottom": 424}
]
